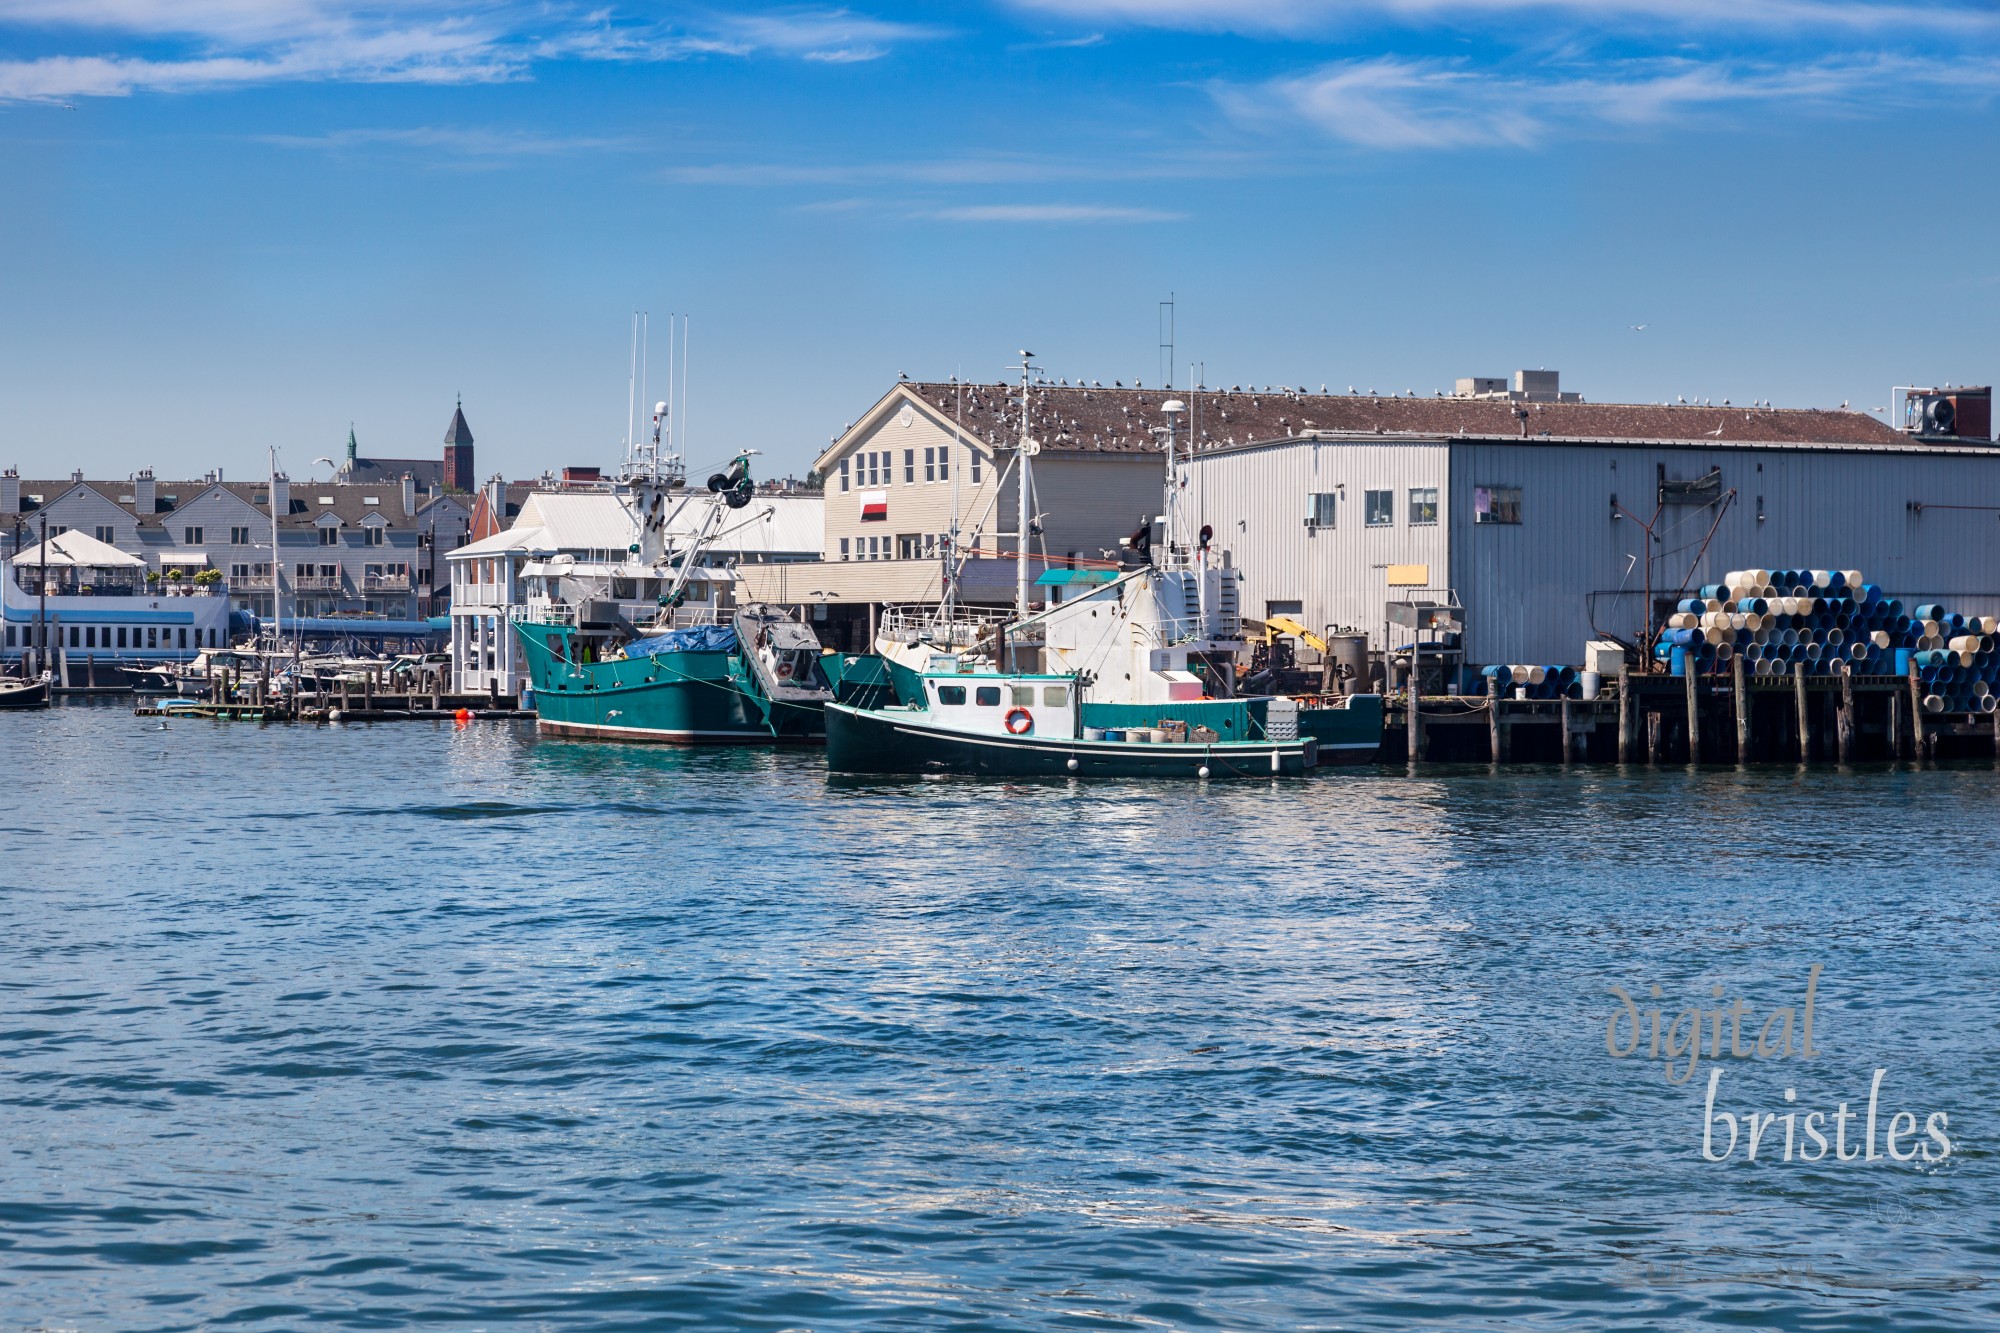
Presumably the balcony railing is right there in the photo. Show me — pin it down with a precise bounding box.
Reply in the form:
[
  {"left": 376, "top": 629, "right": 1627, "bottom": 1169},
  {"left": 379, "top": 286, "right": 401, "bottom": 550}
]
[
  {"left": 363, "top": 573, "right": 413, "bottom": 592},
  {"left": 292, "top": 575, "right": 346, "bottom": 592}
]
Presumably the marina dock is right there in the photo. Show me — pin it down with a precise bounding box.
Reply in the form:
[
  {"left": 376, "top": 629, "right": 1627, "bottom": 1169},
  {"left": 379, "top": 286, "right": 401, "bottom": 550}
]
[{"left": 1389, "top": 665, "right": 2000, "bottom": 764}]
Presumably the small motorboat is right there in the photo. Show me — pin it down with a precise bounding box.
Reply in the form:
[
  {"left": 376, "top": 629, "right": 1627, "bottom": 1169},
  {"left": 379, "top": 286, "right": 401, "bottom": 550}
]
[{"left": 0, "top": 675, "right": 52, "bottom": 710}]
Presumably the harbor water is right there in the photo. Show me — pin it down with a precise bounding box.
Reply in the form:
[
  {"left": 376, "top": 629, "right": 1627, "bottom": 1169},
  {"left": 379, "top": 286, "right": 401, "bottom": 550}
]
[{"left": 3, "top": 702, "right": 1996, "bottom": 1329}]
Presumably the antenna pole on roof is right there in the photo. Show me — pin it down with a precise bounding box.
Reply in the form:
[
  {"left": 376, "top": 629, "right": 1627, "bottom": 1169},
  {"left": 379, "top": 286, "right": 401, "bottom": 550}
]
[
  {"left": 625, "top": 312, "right": 639, "bottom": 464},
  {"left": 1158, "top": 293, "right": 1175, "bottom": 391},
  {"left": 639, "top": 311, "right": 649, "bottom": 470}
]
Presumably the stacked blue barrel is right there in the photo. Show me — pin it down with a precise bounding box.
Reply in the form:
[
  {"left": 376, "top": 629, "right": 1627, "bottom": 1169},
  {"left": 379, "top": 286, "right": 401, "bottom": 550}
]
[
  {"left": 1480, "top": 663, "right": 1582, "bottom": 700},
  {"left": 1652, "top": 568, "right": 2000, "bottom": 715}
]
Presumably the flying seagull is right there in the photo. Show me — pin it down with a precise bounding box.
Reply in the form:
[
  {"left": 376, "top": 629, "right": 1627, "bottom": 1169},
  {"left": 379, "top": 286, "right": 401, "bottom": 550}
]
[{"left": 1630, "top": 324, "right": 1648, "bottom": 331}]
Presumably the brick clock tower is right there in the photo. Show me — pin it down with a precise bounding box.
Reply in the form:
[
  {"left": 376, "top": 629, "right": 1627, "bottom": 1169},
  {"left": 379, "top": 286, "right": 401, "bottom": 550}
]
[{"left": 443, "top": 397, "right": 475, "bottom": 492}]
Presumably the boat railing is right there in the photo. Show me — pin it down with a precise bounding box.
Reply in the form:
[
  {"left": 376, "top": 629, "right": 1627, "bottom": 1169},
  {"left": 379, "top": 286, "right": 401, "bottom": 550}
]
[
  {"left": 511, "top": 603, "right": 577, "bottom": 626},
  {"left": 879, "top": 603, "right": 1012, "bottom": 647}
]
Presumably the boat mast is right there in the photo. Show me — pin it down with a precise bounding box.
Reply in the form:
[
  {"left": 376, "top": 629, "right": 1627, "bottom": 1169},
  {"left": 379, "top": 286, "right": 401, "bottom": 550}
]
[
  {"left": 268, "top": 446, "right": 284, "bottom": 649},
  {"left": 1013, "top": 351, "right": 1036, "bottom": 626}
]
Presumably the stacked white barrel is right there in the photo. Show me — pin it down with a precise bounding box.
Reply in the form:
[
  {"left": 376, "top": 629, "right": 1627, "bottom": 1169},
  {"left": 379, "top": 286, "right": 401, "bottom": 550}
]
[{"left": 1652, "top": 568, "right": 2000, "bottom": 714}]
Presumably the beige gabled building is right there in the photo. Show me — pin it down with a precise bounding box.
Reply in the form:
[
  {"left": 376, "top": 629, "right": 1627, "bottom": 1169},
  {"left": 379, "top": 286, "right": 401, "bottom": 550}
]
[{"left": 738, "top": 379, "right": 1175, "bottom": 648}]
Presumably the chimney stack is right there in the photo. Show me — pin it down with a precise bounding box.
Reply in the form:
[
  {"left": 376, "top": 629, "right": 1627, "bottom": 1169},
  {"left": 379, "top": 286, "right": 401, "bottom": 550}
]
[
  {"left": 134, "top": 468, "right": 156, "bottom": 515},
  {"left": 1, "top": 468, "right": 18, "bottom": 516},
  {"left": 270, "top": 473, "right": 290, "bottom": 521},
  {"left": 402, "top": 471, "right": 417, "bottom": 518}
]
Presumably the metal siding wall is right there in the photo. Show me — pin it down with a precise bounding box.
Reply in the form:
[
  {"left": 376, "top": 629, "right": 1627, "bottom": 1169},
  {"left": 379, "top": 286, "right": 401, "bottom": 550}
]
[
  {"left": 1034, "top": 456, "right": 1168, "bottom": 562},
  {"left": 1450, "top": 441, "right": 2000, "bottom": 665},
  {"left": 1188, "top": 438, "right": 1451, "bottom": 646}
]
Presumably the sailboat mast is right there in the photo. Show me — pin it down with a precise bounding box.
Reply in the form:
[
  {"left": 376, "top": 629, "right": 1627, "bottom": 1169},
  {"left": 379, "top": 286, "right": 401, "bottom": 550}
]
[{"left": 1015, "top": 351, "right": 1035, "bottom": 624}]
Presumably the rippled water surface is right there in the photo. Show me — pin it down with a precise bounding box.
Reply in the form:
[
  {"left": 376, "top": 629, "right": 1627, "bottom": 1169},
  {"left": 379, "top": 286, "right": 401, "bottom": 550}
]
[{"left": 3, "top": 702, "right": 1996, "bottom": 1330}]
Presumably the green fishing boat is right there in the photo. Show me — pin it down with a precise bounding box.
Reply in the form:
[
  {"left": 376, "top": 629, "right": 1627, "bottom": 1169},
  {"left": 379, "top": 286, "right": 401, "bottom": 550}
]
[{"left": 514, "top": 450, "right": 836, "bottom": 745}]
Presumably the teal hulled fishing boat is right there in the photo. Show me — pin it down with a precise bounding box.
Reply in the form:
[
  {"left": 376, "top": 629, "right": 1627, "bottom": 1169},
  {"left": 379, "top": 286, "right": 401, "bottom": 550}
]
[
  {"left": 825, "top": 671, "right": 1319, "bottom": 779},
  {"left": 519, "top": 609, "right": 830, "bottom": 744},
  {"left": 512, "top": 435, "right": 837, "bottom": 745},
  {"left": 827, "top": 356, "right": 1384, "bottom": 778}
]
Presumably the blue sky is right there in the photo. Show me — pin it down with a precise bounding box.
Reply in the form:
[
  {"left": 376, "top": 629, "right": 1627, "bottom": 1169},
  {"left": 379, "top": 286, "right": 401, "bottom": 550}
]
[{"left": 2, "top": 1, "right": 1997, "bottom": 485}]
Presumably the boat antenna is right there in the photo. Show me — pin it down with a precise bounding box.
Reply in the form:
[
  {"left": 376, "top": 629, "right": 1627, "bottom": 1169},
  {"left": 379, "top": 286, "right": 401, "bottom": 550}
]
[
  {"left": 625, "top": 311, "right": 639, "bottom": 464},
  {"left": 639, "top": 311, "right": 649, "bottom": 469}
]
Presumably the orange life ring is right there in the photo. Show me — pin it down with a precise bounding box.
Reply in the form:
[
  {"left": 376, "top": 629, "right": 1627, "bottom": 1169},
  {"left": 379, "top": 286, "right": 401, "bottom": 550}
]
[
  {"left": 775, "top": 660, "right": 793, "bottom": 679},
  {"left": 1004, "top": 707, "right": 1033, "bottom": 735}
]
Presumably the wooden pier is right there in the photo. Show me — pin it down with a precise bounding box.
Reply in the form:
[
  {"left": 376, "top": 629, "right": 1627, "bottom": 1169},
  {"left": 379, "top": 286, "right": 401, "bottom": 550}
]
[{"left": 1385, "top": 664, "right": 2000, "bottom": 764}]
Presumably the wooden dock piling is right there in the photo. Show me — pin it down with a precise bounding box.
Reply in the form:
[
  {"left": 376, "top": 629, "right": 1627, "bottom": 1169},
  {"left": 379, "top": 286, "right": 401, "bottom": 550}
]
[
  {"left": 1684, "top": 666, "right": 1700, "bottom": 765},
  {"left": 1560, "top": 696, "right": 1573, "bottom": 765},
  {"left": 1645, "top": 709, "right": 1661, "bottom": 765},
  {"left": 1617, "top": 664, "right": 1632, "bottom": 764},
  {"left": 1733, "top": 655, "right": 1750, "bottom": 763},
  {"left": 1837, "top": 664, "right": 1854, "bottom": 764},
  {"left": 1487, "top": 675, "right": 1501, "bottom": 764},
  {"left": 1793, "top": 664, "right": 1810, "bottom": 764},
  {"left": 1908, "top": 662, "right": 1926, "bottom": 764}
]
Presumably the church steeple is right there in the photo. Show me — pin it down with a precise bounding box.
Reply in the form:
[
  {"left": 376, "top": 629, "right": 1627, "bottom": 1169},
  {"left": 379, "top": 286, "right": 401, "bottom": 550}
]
[{"left": 443, "top": 397, "right": 475, "bottom": 492}]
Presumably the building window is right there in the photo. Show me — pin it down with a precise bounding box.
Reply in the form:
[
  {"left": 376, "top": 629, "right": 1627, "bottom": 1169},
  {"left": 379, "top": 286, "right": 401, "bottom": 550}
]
[
  {"left": 85, "top": 627, "right": 96, "bottom": 648},
  {"left": 1307, "top": 492, "right": 1337, "bottom": 529},
  {"left": 839, "top": 537, "right": 850, "bottom": 561},
  {"left": 319, "top": 527, "right": 338, "bottom": 546},
  {"left": 975, "top": 685, "right": 1001, "bottom": 707},
  {"left": 839, "top": 459, "right": 849, "bottom": 492},
  {"left": 231, "top": 564, "right": 249, "bottom": 578},
  {"left": 1408, "top": 487, "right": 1439, "bottom": 525},
  {"left": 364, "top": 526, "right": 384, "bottom": 546},
  {"left": 178, "top": 627, "right": 187, "bottom": 649},
  {"left": 937, "top": 685, "right": 966, "bottom": 705},
  {"left": 897, "top": 533, "right": 922, "bottom": 559},
  {"left": 969, "top": 449, "right": 981, "bottom": 484},
  {"left": 183, "top": 526, "right": 203, "bottom": 545},
  {"left": 923, "top": 533, "right": 938, "bottom": 559},
  {"left": 231, "top": 526, "right": 251, "bottom": 544},
  {"left": 1474, "top": 485, "right": 1522, "bottom": 525},
  {"left": 94, "top": 525, "right": 115, "bottom": 543},
  {"left": 68, "top": 626, "right": 79, "bottom": 648},
  {"left": 50, "top": 525, "right": 67, "bottom": 537},
  {"left": 904, "top": 449, "right": 915, "bottom": 484},
  {"left": 118, "top": 627, "right": 127, "bottom": 648},
  {"left": 938, "top": 449, "right": 949, "bottom": 483},
  {"left": 1365, "top": 490, "right": 1393, "bottom": 526},
  {"left": 924, "top": 447, "right": 936, "bottom": 482}
]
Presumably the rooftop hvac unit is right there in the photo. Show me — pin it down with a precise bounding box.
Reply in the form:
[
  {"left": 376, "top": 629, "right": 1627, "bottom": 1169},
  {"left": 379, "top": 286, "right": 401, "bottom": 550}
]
[{"left": 1898, "top": 386, "right": 1992, "bottom": 442}]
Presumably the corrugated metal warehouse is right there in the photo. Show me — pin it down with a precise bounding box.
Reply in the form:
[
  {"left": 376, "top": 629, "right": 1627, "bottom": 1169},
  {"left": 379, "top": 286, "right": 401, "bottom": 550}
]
[{"left": 1183, "top": 377, "right": 2000, "bottom": 668}]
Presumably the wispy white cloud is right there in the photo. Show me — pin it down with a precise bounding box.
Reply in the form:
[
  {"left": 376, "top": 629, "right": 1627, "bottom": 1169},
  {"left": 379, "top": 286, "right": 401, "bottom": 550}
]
[
  {"left": 0, "top": 3, "right": 939, "bottom": 102},
  {"left": 660, "top": 150, "right": 1258, "bottom": 187},
  {"left": 793, "top": 197, "right": 1184, "bottom": 222},
  {"left": 927, "top": 203, "right": 1182, "bottom": 222},
  {"left": 1216, "top": 51, "right": 2000, "bottom": 148},
  {"left": 1006, "top": 0, "right": 2000, "bottom": 35},
  {"left": 255, "top": 125, "right": 636, "bottom": 157},
  {"left": 0, "top": 21, "right": 519, "bottom": 101}
]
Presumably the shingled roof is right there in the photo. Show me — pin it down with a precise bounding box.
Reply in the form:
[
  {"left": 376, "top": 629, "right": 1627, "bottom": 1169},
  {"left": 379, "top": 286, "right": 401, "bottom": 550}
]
[{"left": 885, "top": 381, "right": 1919, "bottom": 454}]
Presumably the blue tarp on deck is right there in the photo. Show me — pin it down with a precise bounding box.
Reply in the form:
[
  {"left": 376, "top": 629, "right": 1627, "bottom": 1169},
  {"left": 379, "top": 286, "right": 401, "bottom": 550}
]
[{"left": 626, "top": 625, "right": 738, "bottom": 656}]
